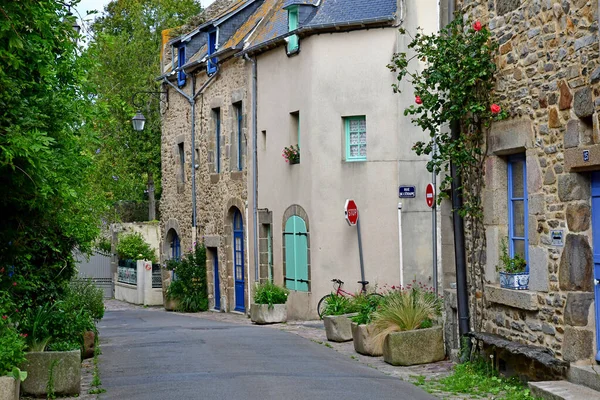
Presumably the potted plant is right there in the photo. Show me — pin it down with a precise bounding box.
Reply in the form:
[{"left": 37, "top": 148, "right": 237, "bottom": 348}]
[
  {"left": 321, "top": 295, "right": 358, "bottom": 342},
  {"left": 350, "top": 294, "right": 384, "bottom": 356},
  {"left": 371, "top": 285, "right": 444, "bottom": 366},
  {"left": 250, "top": 282, "right": 289, "bottom": 324},
  {"left": 497, "top": 238, "right": 528, "bottom": 290},
  {"left": 282, "top": 145, "right": 300, "bottom": 164}
]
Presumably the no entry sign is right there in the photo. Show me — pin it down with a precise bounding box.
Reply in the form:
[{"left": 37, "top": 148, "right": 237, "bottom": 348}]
[
  {"left": 426, "top": 183, "right": 435, "bottom": 208},
  {"left": 344, "top": 199, "right": 359, "bottom": 226}
]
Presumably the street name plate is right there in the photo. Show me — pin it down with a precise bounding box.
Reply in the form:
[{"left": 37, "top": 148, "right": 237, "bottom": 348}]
[{"left": 398, "top": 186, "right": 416, "bottom": 198}]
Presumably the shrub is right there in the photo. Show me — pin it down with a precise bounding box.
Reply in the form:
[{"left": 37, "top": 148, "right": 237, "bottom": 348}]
[
  {"left": 96, "top": 237, "right": 112, "bottom": 254},
  {"left": 322, "top": 294, "right": 356, "bottom": 317},
  {"left": 65, "top": 279, "right": 105, "bottom": 321},
  {"left": 350, "top": 294, "right": 384, "bottom": 325},
  {"left": 370, "top": 285, "right": 443, "bottom": 350},
  {"left": 253, "top": 282, "right": 289, "bottom": 308},
  {"left": 166, "top": 244, "right": 208, "bottom": 312},
  {"left": 0, "top": 293, "right": 26, "bottom": 377},
  {"left": 116, "top": 232, "right": 156, "bottom": 262}
]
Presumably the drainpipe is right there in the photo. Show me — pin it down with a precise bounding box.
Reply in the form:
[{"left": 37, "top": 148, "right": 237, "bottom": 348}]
[
  {"left": 447, "top": 0, "right": 471, "bottom": 356},
  {"left": 244, "top": 54, "right": 259, "bottom": 284}
]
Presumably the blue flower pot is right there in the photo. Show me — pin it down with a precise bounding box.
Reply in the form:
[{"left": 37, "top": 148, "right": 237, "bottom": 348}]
[{"left": 499, "top": 272, "right": 529, "bottom": 290}]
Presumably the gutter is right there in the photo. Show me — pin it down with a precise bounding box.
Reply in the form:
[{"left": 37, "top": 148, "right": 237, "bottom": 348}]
[
  {"left": 244, "top": 53, "right": 259, "bottom": 283},
  {"left": 239, "top": 15, "right": 395, "bottom": 56}
]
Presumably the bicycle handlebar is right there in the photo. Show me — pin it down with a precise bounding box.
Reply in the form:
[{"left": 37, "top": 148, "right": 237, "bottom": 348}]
[{"left": 331, "top": 278, "right": 344, "bottom": 285}]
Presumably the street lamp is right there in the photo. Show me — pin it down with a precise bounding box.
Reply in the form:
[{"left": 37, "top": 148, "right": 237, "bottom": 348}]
[{"left": 131, "top": 110, "right": 146, "bottom": 131}]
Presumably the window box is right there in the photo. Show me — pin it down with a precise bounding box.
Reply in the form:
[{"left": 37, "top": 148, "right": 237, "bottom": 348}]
[{"left": 499, "top": 271, "right": 529, "bottom": 290}]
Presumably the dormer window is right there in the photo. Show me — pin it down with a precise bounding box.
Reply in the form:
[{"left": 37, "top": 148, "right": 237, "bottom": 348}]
[
  {"left": 177, "top": 45, "right": 186, "bottom": 87},
  {"left": 287, "top": 6, "right": 299, "bottom": 53},
  {"left": 207, "top": 29, "right": 217, "bottom": 74}
]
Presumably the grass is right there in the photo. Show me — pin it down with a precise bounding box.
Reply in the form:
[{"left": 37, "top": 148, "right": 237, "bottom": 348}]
[
  {"left": 324, "top": 343, "right": 333, "bottom": 348},
  {"left": 412, "top": 359, "right": 539, "bottom": 400},
  {"left": 88, "top": 333, "right": 107, "bottom": 395}
]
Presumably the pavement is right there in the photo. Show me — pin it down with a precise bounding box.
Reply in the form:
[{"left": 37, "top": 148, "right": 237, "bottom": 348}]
[{"left": 96, "top": 300, "right": 439, "bottom": 400}]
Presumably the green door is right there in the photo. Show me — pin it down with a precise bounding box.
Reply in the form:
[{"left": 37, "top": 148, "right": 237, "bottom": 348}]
[{"left": 284, "top": 216, "right": 308, "bottom": 291}]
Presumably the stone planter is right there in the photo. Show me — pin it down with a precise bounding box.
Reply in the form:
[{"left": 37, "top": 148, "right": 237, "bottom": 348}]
[
  {"left": 250, "top": 304, "right": 287, "bottom": 324},
  {"left": 0, "top": 376, "right": 20, "bottom": 400},
  {"left": 500, "top": 271, "right": 529, "bottom": 290},
  {"left": 324, "top": 313, "right": 356, "bottom": 342},
  {"left": 383, "top": 326, "right": 445, "bottom": 366},
  {"left": 20, "top": 350, "right": 81, "bottom": 397},
  {"left": 351, "top": 322, "right": 383, "bottom": 356}
]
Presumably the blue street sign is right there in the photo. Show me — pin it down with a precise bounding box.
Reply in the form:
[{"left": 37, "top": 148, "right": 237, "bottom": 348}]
[{"left": 399, "top": 186, "right": 416, "bottom": 198}]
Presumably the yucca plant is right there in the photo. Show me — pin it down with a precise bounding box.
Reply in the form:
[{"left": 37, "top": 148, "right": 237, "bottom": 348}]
[{"left": 370, "top": 287, "right": 442, "bottom": 350}]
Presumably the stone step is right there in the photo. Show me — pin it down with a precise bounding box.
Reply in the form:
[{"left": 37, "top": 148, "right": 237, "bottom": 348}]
[
  {"left": 529, "top": 380, "right": 600, "bottom": 400},
  {"left": 567, "top": 364, "right": 600, "bottom": 392}
]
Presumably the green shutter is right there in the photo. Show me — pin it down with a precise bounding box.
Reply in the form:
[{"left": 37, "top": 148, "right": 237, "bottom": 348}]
[
  {"left": 284, "top": 216, "right": 308, "bottom": 292},
  {"left": 288, "top": 7, "right": 299, "bottom": 52}
]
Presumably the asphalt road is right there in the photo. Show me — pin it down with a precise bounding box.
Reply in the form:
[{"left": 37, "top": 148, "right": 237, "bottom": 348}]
[{"left": 97, "top": 309, "right": 435, "bottom": 400}]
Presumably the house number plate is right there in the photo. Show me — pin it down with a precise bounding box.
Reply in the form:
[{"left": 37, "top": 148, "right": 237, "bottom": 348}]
[
  {"left": 551, "top": 230, "right": 564, "bottom": 246},
  {"left": 583, "top": 150, "right": 590, "bottom": 162}
]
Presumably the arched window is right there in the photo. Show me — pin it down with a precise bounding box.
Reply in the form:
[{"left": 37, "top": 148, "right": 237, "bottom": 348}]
[
  {"left": 284, "top": 215, "right": 309, "bottom": 291},
  {"left": 171, "top": 232, "right": 181, "bottom": 261},
  {"left": 233, "top": 209, "right": 245, "bottom": 312}
]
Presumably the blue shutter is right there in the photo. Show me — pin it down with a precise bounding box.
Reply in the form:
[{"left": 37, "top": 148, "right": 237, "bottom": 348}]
[
  {"left": 177, "top": 46, "right": 186, "bottom": 87},
  {"left": 507, "top": 154, "right": 528, "bottom": 270},
  {"left": 208, "top": 30, "right": 217, "bottom": 74}
]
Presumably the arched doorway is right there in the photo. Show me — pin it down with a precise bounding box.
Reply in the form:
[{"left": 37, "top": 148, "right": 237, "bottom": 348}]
[{"left": 233, "top": 209, "right": 245, "bottom": 312}]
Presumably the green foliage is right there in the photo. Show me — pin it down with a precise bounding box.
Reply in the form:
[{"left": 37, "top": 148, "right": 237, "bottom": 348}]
[
  {"left": 498, "top": 238, "right": 527, "bottom": 274},
  {"left": 166, "top": 244, "right": 208, "bottom": 312},
  {"left": 84, "top": 0, "right": 202, "bottom": 210},
  {"left": 65, "top": 279, "right": 105, "bottom": 322},
  {"left": 389, "top": 15, "right": 504, "bottom": 220},
  {"left": 322, "top": 294, "right": 356, "bottom": 317},
  {"left": 0, "top": 0, "right": 105, "bottom": 318},
  {"left": 350, "top": 294, "right": 384, "bottom": 325},
  {"left": 116, "top": 232, "right": 156, "bottom": 262},
  {"left": 96, "top": 238, "right": 112, "bottom": 254},
  {"left": 0, "top": 324, "right": 26, "bottom": 377},
  {"left": 253, "top": 282, "right": 289, "bottom": 308},
  {"left": 415, "top": 358, "right": 537, "bottom": 400}
]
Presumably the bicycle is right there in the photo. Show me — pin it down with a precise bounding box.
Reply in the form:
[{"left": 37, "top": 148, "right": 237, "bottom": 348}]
[{"left": 317, "top": 278, "right": 383, "bottom": 319}]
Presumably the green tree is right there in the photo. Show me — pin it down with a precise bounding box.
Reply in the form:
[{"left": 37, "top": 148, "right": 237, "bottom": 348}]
[
  {"left": 0, "top": 0, "right": 104, "bottom": 309},
  {"left": 85, "top": 0, "right": 202, "bottom": 220}
]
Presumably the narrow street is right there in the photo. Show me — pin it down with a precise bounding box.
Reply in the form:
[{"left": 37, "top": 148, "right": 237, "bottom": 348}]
[{"left": 97, "top": 306, "right": 435, "bottom": 400}]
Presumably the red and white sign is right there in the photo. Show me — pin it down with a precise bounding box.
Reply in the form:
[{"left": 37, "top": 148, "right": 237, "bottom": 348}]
[
  {"left": 344, "top": 199, "right": 359, "bottom": 226},
  {"left": 425, "top": 183, "right": 435, "bottom": 208}
]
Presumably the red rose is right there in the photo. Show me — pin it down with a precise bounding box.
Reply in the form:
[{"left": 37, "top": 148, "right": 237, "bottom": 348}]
[
  {"left": 473, "top": 21, "right": 482, "bottom": 31},
  {"left": 12, "top": 282, "right": 16, "bottom": 286},
  {"left": 415, "top": 96, "right": 423, "bottom": 104},
  {"left": 491, "top": 104, "right": 501, "bottom": 114},
  {"left": 1, "top": 315, "right": 7, "bottom": 320}
]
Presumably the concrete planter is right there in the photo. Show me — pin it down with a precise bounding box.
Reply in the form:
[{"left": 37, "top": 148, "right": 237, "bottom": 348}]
[
  {"left": 324, "top": 313, "right": 356, "bottom": 342},
  {"left": 250, "top": 304, "right": 287, "bottom": 324},
  {"left": 351, "top": 322, "right": 383, "bottom": 356},
  {"left": 20, "top": 350, "right": 81, "bottom": 397},
  {"left": 383, "top": 326, "right": 445, "bottom": 366},
  {"left": 0, "top": 376, "right": 20, "bottom": 400}
]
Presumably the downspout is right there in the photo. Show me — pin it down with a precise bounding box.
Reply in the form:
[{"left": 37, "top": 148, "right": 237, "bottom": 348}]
[
  {"left": 244, "top": 53, "right": 259, "bottom": 284},
  {"left": 447, "top": 0, "right": 471, "bottom": 356}
]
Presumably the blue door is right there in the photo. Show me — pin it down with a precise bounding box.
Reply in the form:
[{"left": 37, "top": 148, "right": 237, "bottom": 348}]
[
  {"left": 233, "top": 210, "right": 245, "bottom": 312},
  {"left": 213, "top": 250, "right": 220, "bottom": 311},
  {"left": 591, "top": 172, "right": 600, "bottom": 361}
]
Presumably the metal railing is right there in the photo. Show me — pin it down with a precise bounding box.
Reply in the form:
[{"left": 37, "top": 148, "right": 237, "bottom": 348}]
[
  {"left": 117, "top": 259, "right": 137, "bottom": 285},
  {"left": 152, "top": 263, "right": 162, "bottom": 288}
]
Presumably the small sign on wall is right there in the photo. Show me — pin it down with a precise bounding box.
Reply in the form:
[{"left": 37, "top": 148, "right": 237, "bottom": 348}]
[
  {"left": 583, "top": 150, "right": 590, "bottom": 162},
  {"left": 551, "top": 230, "right": 564, "bottom": 246},
  {"left": 399, "top": 186, "right": 416, "bottom": 198}
]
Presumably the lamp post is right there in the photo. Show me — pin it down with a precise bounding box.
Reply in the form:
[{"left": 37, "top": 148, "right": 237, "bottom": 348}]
[
  {"left": 130, "top": 91, "right": 168, "bottom": 220},
  {"left": 58, "top": 2, "right": 81, "bottom": 34}
]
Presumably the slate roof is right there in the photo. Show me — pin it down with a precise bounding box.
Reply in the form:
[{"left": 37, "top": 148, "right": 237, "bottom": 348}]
[
  {"left": 306, "top": 0, "right": 397, "bottom": 27},
  {"left": 283, "top": 0, "right": 320, "bottom": 8}
]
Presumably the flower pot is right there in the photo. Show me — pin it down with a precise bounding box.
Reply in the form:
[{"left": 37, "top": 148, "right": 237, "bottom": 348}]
[
  {"left": 499, "top": 271, "right": 529, "bottom": 290},
  {"left": 289, "top": 158, "right": 299, "bottom": 165},
  {"left": 351, "top": 322, "right": 383, "bottom": 356},
  {"left": 324, "top": 313, "right": 356, "bottom": 342},
  {"left": 20, "top": 350, "right": 81, "bottom": 397},
  {"left": 250, "top": 304, "right": 287, "bottom": 324},
  {"left": 0, "top": 376, "right": 20, "bottom": 400},
  {"left": 383, "top": 326, "right": 445, "bottom": 366}
]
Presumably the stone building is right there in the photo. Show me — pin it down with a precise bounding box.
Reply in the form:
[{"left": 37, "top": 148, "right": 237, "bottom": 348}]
[
  {"left": 159, "top": 0, "right": 272, "bottom": 312},
  {"left": 446, "top": 0, "right": 600, "bottom": 380}
]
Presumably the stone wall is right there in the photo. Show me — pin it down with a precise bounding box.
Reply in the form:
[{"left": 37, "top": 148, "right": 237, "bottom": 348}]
[
  {"left": 456, "top": 0, "right": 599, "bottom": 363},
  {"left": 160, "top": 55, "right": 250, "bottom": 313}
]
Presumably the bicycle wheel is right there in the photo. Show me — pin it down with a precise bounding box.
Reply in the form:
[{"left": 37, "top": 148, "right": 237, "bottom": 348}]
[{"left": 317, "top": 294, "right": 334, "bottom": 319}]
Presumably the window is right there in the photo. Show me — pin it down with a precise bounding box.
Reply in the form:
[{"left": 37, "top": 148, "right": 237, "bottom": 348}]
[
  {"left": 344, "top": 116, "right": 367, "bottom": 161},
  {"left": 284, "top": 215, "right": 309, "bottom": 292},
  {"left": 207, "top": 30, "right": 217, "bottom": 74},
  {"left": 178, "top": 143, "right": 185, "bottom": 182},
  {"left": 290, "top": 111, "right": 300, "bottom": 146},
  {"left": 177, "top": 45, "right": 186, "bottom": 87},
  {"left": 287, "top": 6, "right": 299, "bottom": 53},
  {"left": 508, "top": 154, "right": 528, "bottom": 270},
  {"left": 214, "top": 108, "right": 221, "bottom": 173},
  {"left": 234, "top": 102, "right": 243, "bottom": 171}
]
